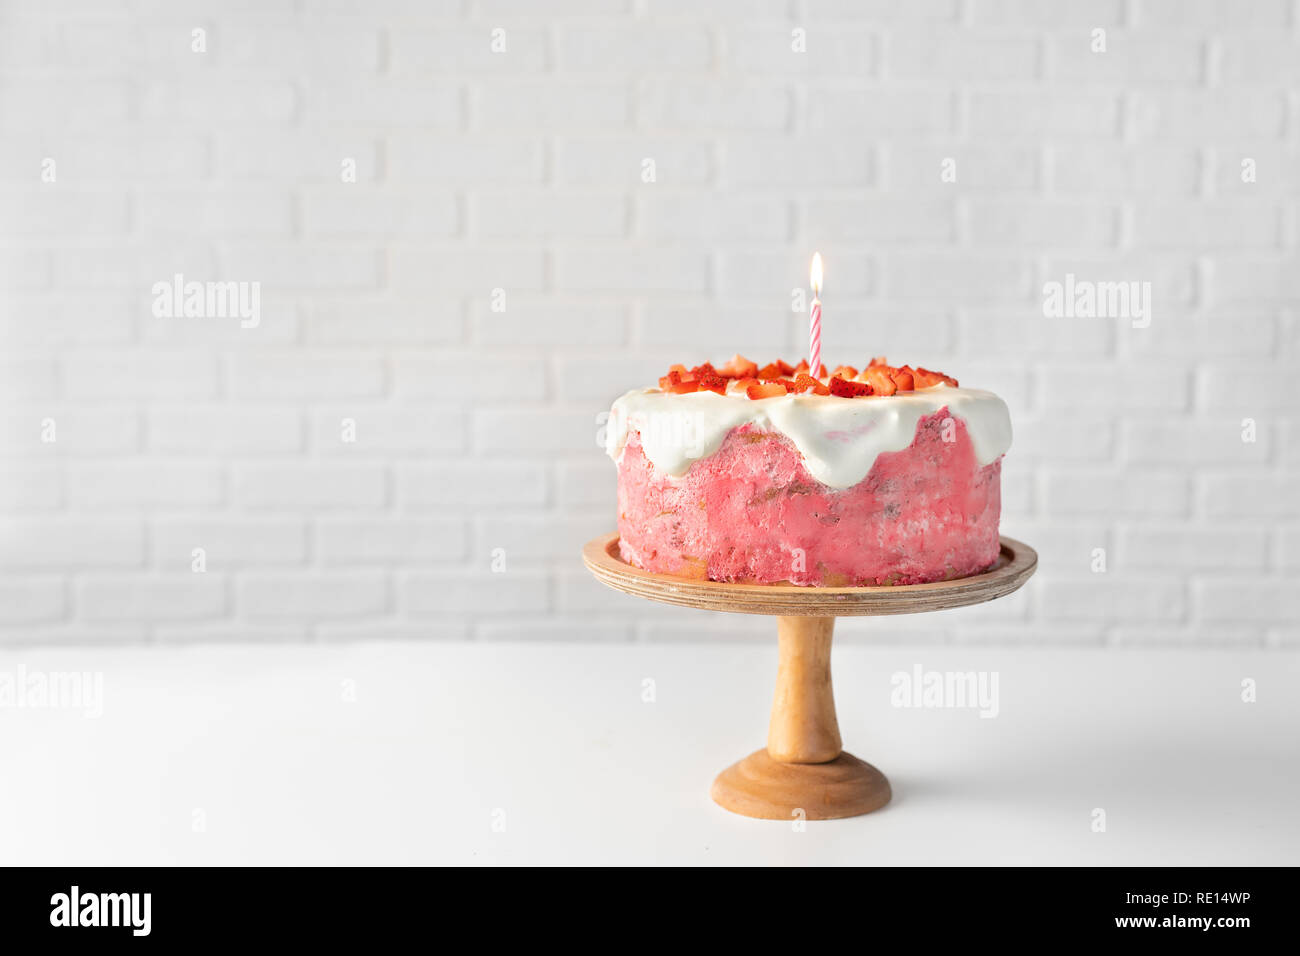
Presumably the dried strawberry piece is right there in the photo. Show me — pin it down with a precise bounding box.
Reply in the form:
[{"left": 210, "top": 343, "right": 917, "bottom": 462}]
[
  {"left": 791, "top": 372, "right": 830, "bottom": 396},
  {"left": 734, "top": 377, "right": 759, "bottom": 392},
  {"left": 913, "top": 366, "right": 958, "bottom": 388},
  {"left": 793, "top": 359, "right": 810, "bottom": 375},
  {"left": 867, "top": 356, "right": 888, "bottom": 368},
  {"left": 829, "top": 375, "right": 873, "bottom": 398},
  {"left": 659, "top": 369, "right": 699, "bottom": 393},
  {"left": 889, "top": 367, "right": 915, "bottom": 391},
  {"left": 688, "top": 362, "right": 719, "bottom": 379},
  {"left": 695, "top": 370, "right": 728, "bottom": 394},
  {"left": 746, "top": 382, "right": 788, "bottom": 400},
  {"left": 775, "top": 359, "right": 795, "bottom": 375},
  {"left": 717, "top": 354, "right": 759, "bottom": 379},
  {"left": 832, "top": 365, "right": 859, "bottom": 379},
  {"left": 862, "top": 366, "right": 897, "bottom": 397},
  {"left": 756, "top": 363, "right": 783, "bottom": 379}
]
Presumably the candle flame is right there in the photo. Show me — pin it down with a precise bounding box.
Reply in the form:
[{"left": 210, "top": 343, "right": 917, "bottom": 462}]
[{"left": 810, "top": 252, "right": 823, "bottom": 296}]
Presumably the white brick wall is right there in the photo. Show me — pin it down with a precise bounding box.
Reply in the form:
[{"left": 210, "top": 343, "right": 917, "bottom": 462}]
[{"left": 0, "top": 1, "right": 1296, "bottom": 647}]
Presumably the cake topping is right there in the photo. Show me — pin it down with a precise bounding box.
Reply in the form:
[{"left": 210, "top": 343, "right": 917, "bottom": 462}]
[{"left": 606, "top": 355, "right": 1012, "bottom": 489}]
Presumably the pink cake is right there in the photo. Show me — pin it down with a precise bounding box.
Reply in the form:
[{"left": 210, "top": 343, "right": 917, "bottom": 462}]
[{"left": 604, "top": 358, "right": 1012, "bottom": 586}]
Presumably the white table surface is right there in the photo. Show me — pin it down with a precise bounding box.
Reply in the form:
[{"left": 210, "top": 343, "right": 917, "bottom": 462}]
[{"left": 2, "top": 640, "right": 1296, "bottom": 866}]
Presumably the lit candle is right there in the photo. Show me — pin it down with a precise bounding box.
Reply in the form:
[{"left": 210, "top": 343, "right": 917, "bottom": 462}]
[{"left": 809, "top": 252, "right": 823, "bottom": 379}]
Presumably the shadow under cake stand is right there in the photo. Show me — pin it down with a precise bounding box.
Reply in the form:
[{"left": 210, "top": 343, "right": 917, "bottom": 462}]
[{"left": 582, "top": 532, "right": 1037, "bottom": 821}]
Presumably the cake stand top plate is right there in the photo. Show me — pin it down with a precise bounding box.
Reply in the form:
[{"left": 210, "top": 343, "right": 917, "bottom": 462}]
[{"left": 582, "top": 533, "right": 1037, "bottom": 617}]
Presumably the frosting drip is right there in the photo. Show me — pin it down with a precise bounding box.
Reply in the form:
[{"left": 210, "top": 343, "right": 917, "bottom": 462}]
[{"left": 605, "top": 384, "right": 1012, "bottom": 490}]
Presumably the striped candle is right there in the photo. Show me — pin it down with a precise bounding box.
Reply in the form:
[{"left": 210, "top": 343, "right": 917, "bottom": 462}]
[{"left": 809, "top": 252, "right": 823, "bottom": 378}]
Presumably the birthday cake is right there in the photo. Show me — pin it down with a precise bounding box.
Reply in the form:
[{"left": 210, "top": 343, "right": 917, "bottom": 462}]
[{"left": 604, "top": 357, "right": 1012, "bottom": 586}]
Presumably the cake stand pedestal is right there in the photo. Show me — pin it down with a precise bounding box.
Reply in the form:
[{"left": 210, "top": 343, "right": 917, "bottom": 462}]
[{"left": 582, "top": 533, "right": 1037, "bottom": 821}]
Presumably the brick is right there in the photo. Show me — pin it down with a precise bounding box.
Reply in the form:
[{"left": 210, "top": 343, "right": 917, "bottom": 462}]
[
  {"left": 476, "top": 410, "right": 602, "bottom": 454},
  {"left": 1109, "top": 625, "right": 1265, "bottom": 647},
  {"left": 723, "top": 26, "right": 874, "bottom": 75},
  {"left": 152, "top": 518, "right": 306, "bottom": 568},
  {"left": 889, "top": 29, "right": 1038, "bottom": 81},
  {"left": 141, "top": 80, "right": 295, "bottom": 125},
  {"left": 559, "top": 26, "right": 711, "bottom": 71},
  {"left": 1041, "top": 366, "right": 1188, "bottom": 412},
  {"left": 474, "top": 191, "right": 626, "bottom": 238},
  {"left": 219, "top": 244, "right": 381, "bottom": 290},
  {"left": 312, "top": 409, "right": 467, "bottom": 455},
  {"left": 307, "top": 301, "right": 464, "bottom": 346},
  {"left": 401, "top": 570, "right": 549, "bottom": 615},
  {"left": 0, "top": 298, "right": 133, "bottom": 347},
  {"left": 1043, "top": 471, "right": 1190, "bottom": 515},
  {"left": 54, "top": 240, "right": 215, "bottom": 291},
  {"left": 224, "top": 26, "right": 381, "bottom": 73},
  {"left": 1046, "top": 31, "right": 1204, "bottom": 85},
  {"left": 969, "top": 92, "right": 1119, "bottom": 138},
  {"left": 476, "top": 82, "right": 626, "bottom": 130},
  {"left": 1194, "top": 578, "right": 1300, "bottom": 622},
  {"left": 472, "top": 300, "right": 629, "bottom": 346},
  {"left": 0, "top": 578, "right": 64, "bottom": 623},
  {"left": 1133, "top": 92, "right": 1287, "bottom": 140},
  {"left": 0, "top": 249, "right": 50, "bottom": 291},
  {"left": 0, "top": 518, "right": 143, "bottom": 569},
  {"left": 1038, "top": 575, "right": 1186, "bottom": 622},
  {"left": 1121, "top": 419, "right": 1268, "bottom": 464},
  {"left": 651, "top": 0, "right": 786, "bottom": 15},
  {"left": 397, "top": 462, "right": 549, "bottom": 508},
  {"left": 0, "top": 188, "right": 128, "bottom": 236},
  {"left": 1202, "top": 475, "right": 1300, "bottom": 517},
  {"left": 1044, "top": 255, "right": 1196, "bottom": 307},
  {"left": 1052, "top": 146, "right": 1201, "bottom": 196},
  {"left": 973, "top": 0, "right": 1122, "bottom": 25},
  {"left": 0, "top": 358, "right": 56, "bottom": 401},
  {"left": 1281, "top": 527, "right": 1300, "bottom": 571},
  {"left": 558, "top": 137, "right": 713, "bottom": 186},
  {"left": 887, "top": 143, "right": 1040, "bottom": 193},
  {"left": 640, "top": 195, "right": 789, "bottom": 241},
  {"left": 79, "top": 574, "right": 227, "bottom": 621},
  {"left": 0, "top": 409, "right": 140, "bottom": 456},
  {"left": 1137, "top": 0, "right": 1290, "bottom": 28},
  {"left": 968, "top": 202, "right": 1119, "bottom": 248},
  {"left": 827, "top": 309, "right": 954, "bottom": 354},
  {"left": 475, "top": 514, "right": 607, "bottom": 561},
  {"left": 556, "top": 356, "right": 668, "bottom": 402},
  {"left": 149, "top": 407, "right": 302, "bottom": 454},
  {"left": 393, "top": 355, "right": 545, "bottom": 402},
  {"left": 886, "top": 254, "right": 1031, "bottom": 301},
  {"left": 558, "top": 461, "right": 616, "bottom": 510},
  {"left": 69, "top": 463, "right": 224, "bottom": 510},
  {"left": 724, "top": 137, "right": 872, "bottom": 187},
  {"left": 1001, "top": 519, "right": 1111, "bottom": 574},
  {"left": 961, "top": 309, "right": 1113, "bottom": 357},
  {"left": 391, "top": 247, "right": 546, "bottom": 293},
  {"left": 809, "top": 88, "right": 952, "bottom": 134},
  {"left": 303, "top": 188, "right": 459, "bottom": 238},
  {"left": 389, "top": 135, "right": 545, "bottom": 184},
  {"left": 0, "top": 80, "right": 130, "bottom": 131},
  {"left": 804, "top": 198, "right": 953, "bottom": 243},
  {"left": 556, "top": 248, "right": 709, "bottom": 293},
  {"left": 1124, "top": 311, "right": 1276, "bottom": 358},
  {"left": 304, "top": 81, "right": 460, "bottom": 128},
  {"left": 318, "top": 518, "right": 467, "bottom": 564},
  {"left": 638, "top": 80, "right": 790, "bottom": 131},
  {"left": 240, "top": 572, "right": 388, "bottom": 619},
  {"left": 392, "top": 27, "right": 548, "bottom": 73},
  {"left": 720, "top": 250, "right": 871, "bottom": 297},
  {"left": 229, "top": 353, "right": 385, "bottom": 399},
  {"left": 235, "top": 465, "right": 387, "bottom": 510},
  {"left": 216, "top": 132, "right": 379, "bottom": 183},
  {"left": 142, "top": 297, "right": 299, "bottom": 345},
  {"left": 638, "top": 304, "right": 792, "bottom": 352},
  {"left": 1119, "top": 526, "right": 1269, "bottom": 569},
  {"left": 0, "top": 465, "right": 64, "bottom": 513},
  {"left": 1012, "top": 417, "right": 1113, "bottom": 462},
  {"left": 136, "top": 189, "right": 292, "bottom": 236},
  {"left": 1212, "top": 147, "right": 1300, "bottom": 197},
  {"left": 1134, "top": 202, "right": 1281, "bottom": 248},
  {"left": 1209, "top": 258, "right": 1300, "bottom": 305}
]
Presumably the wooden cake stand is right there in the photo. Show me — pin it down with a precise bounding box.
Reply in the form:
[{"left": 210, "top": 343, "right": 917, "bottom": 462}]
[{"left": 582, "top": 533, "right": 1037, "bottom": 821}]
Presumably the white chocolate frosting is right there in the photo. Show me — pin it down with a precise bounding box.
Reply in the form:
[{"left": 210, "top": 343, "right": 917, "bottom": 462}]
[{"left": 605, "top": 382, "right": 1012, "bottom": 490}]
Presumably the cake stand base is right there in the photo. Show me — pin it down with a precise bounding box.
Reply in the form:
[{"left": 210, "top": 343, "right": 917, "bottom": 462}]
[
  {"left": 582, "top": 533, "right": 1037, "bottom": 822},
  {"left": 711, "top": 749, "right": 891, "bottom": 821}
]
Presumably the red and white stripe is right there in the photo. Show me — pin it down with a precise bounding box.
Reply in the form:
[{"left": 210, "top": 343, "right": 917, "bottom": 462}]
[{"left": 809, "top": 297, "right": 822, "bottom": 378}]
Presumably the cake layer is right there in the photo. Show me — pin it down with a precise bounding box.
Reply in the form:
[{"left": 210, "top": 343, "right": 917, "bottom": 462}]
[
  {"left": 605, "top": 383, "right": 1011, "bottom": 489},
  {"left": 616, "top": 408, "right": 1001, "bottom": 586}
]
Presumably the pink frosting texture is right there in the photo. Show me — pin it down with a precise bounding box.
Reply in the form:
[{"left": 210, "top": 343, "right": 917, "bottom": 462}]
[{"left": 616, "top": 408, "right": 1002, "bottom": 586}]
